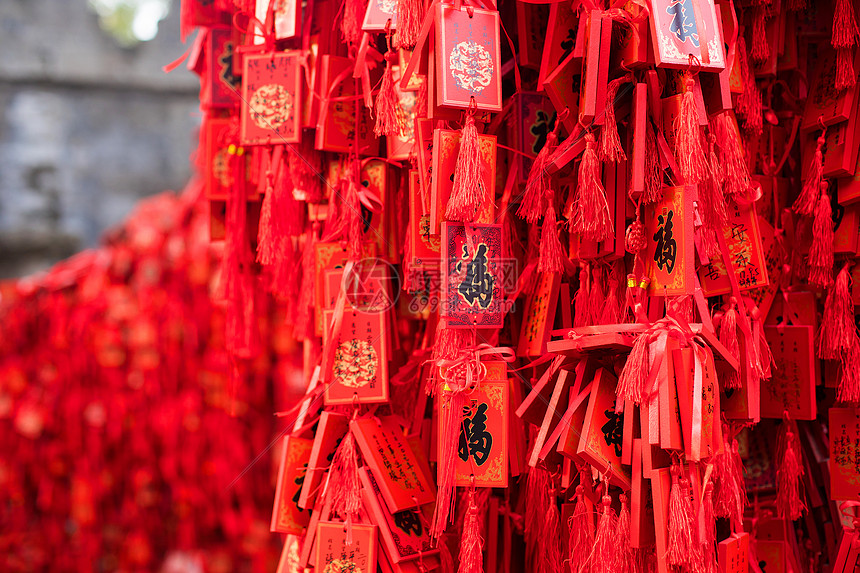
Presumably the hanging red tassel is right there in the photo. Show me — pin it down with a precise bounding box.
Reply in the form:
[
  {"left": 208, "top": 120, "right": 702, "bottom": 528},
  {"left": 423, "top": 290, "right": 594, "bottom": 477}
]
[
  {"left": 617, "top": 332, "right": 651, "bottom": 406},
  {"left": 617, "top": 493, "right": 635, "bottom": 573},
  {"left": 776, "top": 414, "right": 807, "bottom": 521},
  {"left": 666, "top": 464, "right": 698, "bottom": 568},
  {"left": 294, "top": 222, "right": 319, "bottom": 339},
  {"left": 446, "top": 110, "right": 486, "bottom": 223},
  {"left": 538, "top": 206, "right": 566, "bottom": 273},
  {"left": 518, "top": 116, "right": 563, "bottom": 224},
  {"left": 600, "top": 77, "right": 630, "bottom": 162},
  {"left": 698, "top": 134, "right": 728, "bottom": 259},
  {"left": 601, "top": 260, "right": 624, "bottom": 324},
  {"left": 719, "top": 300, "right": 741, "bottom": 389},
  {"left": 710, "top": 112, "right": 752, "bottom": 198},
  {"left": 523, "top": 466, "right": 552, "bottom": 569},
  {"left": 539, "top": 487, "right": 564, "bottom": 573},
  {"left": 833, "top": 0, "right": 860, "bottom": 91},
  {"left": 696, "top": 481, "right": 718, "bottom": 573},
  {"left": 375, "top": 31, "right": 405, "bottom": 137},
  {"left": 567, "top": 485, "right": 594, "bottom": 573},
  {"left": 794, "top": 128, "right": 827, "bottom": 216},
  {"left": 644, "top": 121, "right": 663, "bottom": 203},
  {"left": 574, "top": 265, "right": 591, "bottom": 328},
  {"left": 673, "top": 77, "right": 709, "bottom": 185},
  {"left": 808, "top": 182, "right": 835, "bottom": 288},
  {"left": 588, "top": 265, "right": 605, "bottom": 326},
  {"left": 326, "top": 428, "right": 363, "bottom": 543},
  {"left": 818, "top": 262, "right": 856, "bottom": 359},
  {"left": 395, "top": 0, "right": 423, "bottom": 49},
  {"left": 340, "top": 0, "right": 366, "bottom": 45},
  {"left": 735, "top": 37, "right": 763, "bottom": 136},
  {"left": 432, "top": 386, "right": 469, "bottom": 539},
  {"left": 458, "top": 483, "right": 484, "bottom": 573},
  {"left": 713, "top": 433, "right": 746, "bottom": 527},
  {"left": 571, "top": 133, "right": 613, "bottom": 242},
  {"left": 750, "top": 7, "right": 770, "bottom": 64},
  {"left": 590, "top": 494, "right": 620, "bottom": 573},
  {"left": 838, "top": 338, "right": 860, "bottom": 403}
]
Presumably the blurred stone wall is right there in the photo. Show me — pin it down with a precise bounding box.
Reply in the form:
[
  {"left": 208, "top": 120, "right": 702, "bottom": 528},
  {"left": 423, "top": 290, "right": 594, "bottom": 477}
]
[{"left": 0, "top": 0, "right": 200, "bottom": 278}]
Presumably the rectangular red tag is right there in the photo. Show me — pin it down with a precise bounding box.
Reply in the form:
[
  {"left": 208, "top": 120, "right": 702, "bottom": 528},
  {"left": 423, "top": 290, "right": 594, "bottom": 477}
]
[
  {"left": 241, "top": 51, "right": 302, "bottom": 145},
  {"left": 435, "top": 4, "right": 502, "bottom": 111}
]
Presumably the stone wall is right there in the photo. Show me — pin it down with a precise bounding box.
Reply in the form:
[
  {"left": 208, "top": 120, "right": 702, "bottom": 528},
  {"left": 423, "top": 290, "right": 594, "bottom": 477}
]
[{"left": 0, "top": 0, "right": 200, "bottom": 278}]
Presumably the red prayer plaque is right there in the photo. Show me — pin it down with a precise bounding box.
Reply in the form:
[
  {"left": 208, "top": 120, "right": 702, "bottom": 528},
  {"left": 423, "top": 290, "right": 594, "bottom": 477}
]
[
  {"left": 698, "top": 198, "right": 768, "bottom": 296},
  {"left": 430, "top": 128, "right": 496, "bottom": 233},
  {"left": 439, "top": 361, "right": 508, "bottom": 487},
  {"left": 205, "top": 28, "right": 240, "bottom": 108},
  {"left": 315, "top": 55, "right": 376, "bottom": 154},
  {"left": 441, "top": 222, "right": 505, "bottom": 328},
  {"left": 761, "top": 326, "right": 816, "bottom": 421},
  {"left": 271, "top": 436, "right": 313, "bottom": 534},
  {"left": 577, "top": 368, "right": 631, "bottom": 489},
  {"left": 363, "top": 0, "right": 397, "bottom": 31},
  {"left": 543, "top": 53, "right": 582, "bottom": 135},
  {"left": 241, "top": 51, "right": 302, "bottom": 145},
  {"left": 517, "top": 272, "right": 561, "bottom": 357},
  {"left": 273, "top": 0, "right": 299, "bottom": 39},
  {"left": 434, "top": 4, "right": 502, "bottom": 111},
  {"left": 644, "top": 186, "right": 695, "bottom": 296},
  {"left": 647, "top": 0, "right": 726, "bottom": 71},
  {"left": 359, "top": 469, "right": 437, "bottom": 563},
  {"left": 673, "top": 345, "right": 719, "bottom": 460},
  {"left": 538, "top": 0, "right": 581, "bottom": 86},
  {"left": 408, "top": 170, "right": 441, "bottom": 270},
  {"left": 802, "top": 47, "right": 859, "bottom": 132},
  {"left": 517, "top": 92, "right": 558, "bottom": 175},
  {"left": 350, "top": 417, "right": 437, "bottom": 513},
  {"left": 316, "top": 522, "right": 378, "bottom": 573},
  {"left": 322, "top": 308, "right": 389, "bottom": 405},
  {"left": 830, "top": 407, "right": 860, "bottom": 501},
  {"left": 718, "top": 533, "right": 750, "bottom": 573},
  {"left": 298, "top": 411, "right": 349, "bottom": 510}
]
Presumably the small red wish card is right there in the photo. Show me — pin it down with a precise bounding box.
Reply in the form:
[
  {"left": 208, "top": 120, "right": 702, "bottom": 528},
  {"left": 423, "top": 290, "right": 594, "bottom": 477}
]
[
  {"left": 204, "top": 118, "right": 255, "bottom": 201},
  {"left": 441, "top": 222, "right": 505, "bottom": 328},
  {"left": 434, "top": 4, "right": 502, "bottom": 111},
  {"left": 438, "top": 361, "right": 509, "bottom": 487},
  {"left": 322, "top": 308, "right": 389, "bottom": 405},
  {"left": 271, "top": 435, "right": 313, "bottom": 534},
  {"left": 298, "top": 411, "right": 349, "bottom": 510},
  {"left": 359, "top": 468, "right": 437, "bottom": 563},
  {"left": 408, "top": 170, "right": 441, "bottom": 271},
  {"left": 673, "top": 345, "right": 719, "bottom": 460},
  {"left": 273, "top": 0, "right": 299, "bottom": 39},
  {"left": 647, "top": 0, "right": 726, "bottom": 71},
  {"left": 698, "top": 198, "right": 769, "bottom": 297},
  {"left": 718, "top": 533, "right": 750, "bottom": 573},
  {"left": 830, "top": 407, "right": 860, "bottom": 501},
  {"left": 315, "top": 55, "right": 376, "bottom": 155},
  {"left": 577, "top": 368, "right": 631, "bottom": 489},
  {"left": 205, "top": 28, "right": 240, "bottom": 108},
  {"left": 316, "top": 521, "right": 378, "bottom": 573},
  {"left": 761, "top": 326, "right": 816, "bottom": 421},
  {"left": 241, "top": 51, "right": 301, "bottom": 145},
  {"left": 350, "top": 417, "right": 436, "bottom": 513},
  {"left": 538, "top": 1, "right": 582, "bottom": 86},
  {"left": 430, "top": 128, "right": 496, "bottom": 233},
  {"left": 802, "top": 47, "right": 859, "bottom": 132},
  {"left": 313, "top": 241, "right": 378, "bottom": 335},
  {"left": 644, "top": 186, "right": 695, "bottom": 296},
  {"left": 517, "top": 272, "right": 562, "bottom": 357},
  {"left": 363, "top": 0, "right": 397, "bottom": 31}
]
